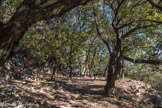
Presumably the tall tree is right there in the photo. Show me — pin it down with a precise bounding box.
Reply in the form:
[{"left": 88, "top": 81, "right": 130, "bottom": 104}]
[{"left": 92, "top": 0, "right": 162, "bottom": 94}]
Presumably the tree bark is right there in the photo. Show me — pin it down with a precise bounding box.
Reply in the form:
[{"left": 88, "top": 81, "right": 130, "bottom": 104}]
[
  {"left": 105, "top": 53, "right": 123, "bottom": 95},
  {"left": 104, "top": 54, "right": 116, "bottom": 94}
]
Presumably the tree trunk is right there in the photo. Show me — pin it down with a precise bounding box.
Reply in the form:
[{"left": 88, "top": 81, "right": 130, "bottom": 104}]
[
  {"left": 103, "top": 63, "right": 108, "bottom": 77},
  {"left": 69, "top": 44, "right": 73, "bottom": 78},
  {"left": 105, "top": 54, "right": 116, "bottom": 94},
  {"left": 105, "top": 55, "right": 122, "bottom": 95},
  {"left": 105, "top": 34, "right": 123, "bottom": 95},
  {"left": 84, "top": 64, "right": 88, "bottom": 77},
  {"left": 121, "top": 60, "right": 124, "bottom": 80},
  {"left": 121, "top": 69, "right": 124, "bottom": 80},
  {"left": 69, "top": 64, "right": 72, "bottom": 78},
  {"left": 50, "top": 65, "right": 57, "bottom": 80}
]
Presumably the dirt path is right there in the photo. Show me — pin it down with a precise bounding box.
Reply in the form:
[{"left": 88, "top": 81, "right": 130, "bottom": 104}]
[
  {"left": 0, "top": 77, "right": 154, "bottom": 108},
  {"left": 56, "top": 77, "right": 108, "bottom": 108}
]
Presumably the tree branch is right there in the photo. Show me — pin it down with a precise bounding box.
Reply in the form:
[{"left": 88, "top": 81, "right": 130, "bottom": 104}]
[
  {"left": 140, "top": 19, "right": 162, "bottom": 24},
  {"left": 117, "top": 21, "right": 134, "bottom": 30},
  {"left": 147, "top": 0, "right": 162, "bottom": 11},
  {"left": 111, "top": 0, "right": 125, "bottom": 26},
  {"left": 91, "top": 0, "right": 112, "bottom": 54},
  {"left": 123, "top": 55, "right": 162, "bottom": 65},
  {"left": 122, "top": 24, "right": 157, "bottom": 39}
]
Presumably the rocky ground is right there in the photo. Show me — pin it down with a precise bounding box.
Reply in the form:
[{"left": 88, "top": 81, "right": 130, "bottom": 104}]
[
  {"left": 0, "top": 51, "right": 161, "bottom": 108},
  {"left": 0, "top": 76, "right": 158, "bottom": 108}
]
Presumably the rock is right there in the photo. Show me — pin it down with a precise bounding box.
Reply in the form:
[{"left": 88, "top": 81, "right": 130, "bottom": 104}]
[
  {"left": 40, "top": 88, "right": 44, "bottom": 93},
  {"left": 22, "top": 81, "right": 27, "bottom": 85}
]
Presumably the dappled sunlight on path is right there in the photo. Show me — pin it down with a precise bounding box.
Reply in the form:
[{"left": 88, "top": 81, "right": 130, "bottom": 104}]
[{"left": 0, "top": 77, "right": 154, "bottom": 108}]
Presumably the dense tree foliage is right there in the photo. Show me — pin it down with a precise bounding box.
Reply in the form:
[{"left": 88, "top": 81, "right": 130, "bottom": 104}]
[{"left": 0, "top": 0, "right": 162, "bottom": 95}]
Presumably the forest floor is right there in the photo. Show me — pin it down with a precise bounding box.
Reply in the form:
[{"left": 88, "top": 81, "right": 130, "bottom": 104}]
[{"left": 0, "top": 76, "right": 155, "bottom": 108}]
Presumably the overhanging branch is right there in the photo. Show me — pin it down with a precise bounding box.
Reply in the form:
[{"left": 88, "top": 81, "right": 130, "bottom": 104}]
[
  {"left": 123, "top": 55, "right": 162, "bottom": 65},
  {"left": 0, "top": 0, "right": 91, "bottom": 66},
  {"left": 147, "top": 0, "right": 162, "bottom": 11},
  {"left": 122, "top": 24, "right": 157, "bottom": 39}
]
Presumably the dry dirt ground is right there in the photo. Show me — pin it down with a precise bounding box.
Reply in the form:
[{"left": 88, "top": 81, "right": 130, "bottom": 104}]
[{"left": 0, "top": 76, "right": 155, "bottom": 108}]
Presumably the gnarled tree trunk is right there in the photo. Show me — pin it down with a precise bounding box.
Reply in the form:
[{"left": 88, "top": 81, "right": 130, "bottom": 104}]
[
  {"left": 105, "top": 54, "right": 123, "bottom": 95},
  {"left": 105, "top": 31, "right": 123, "bottom": 95}
]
